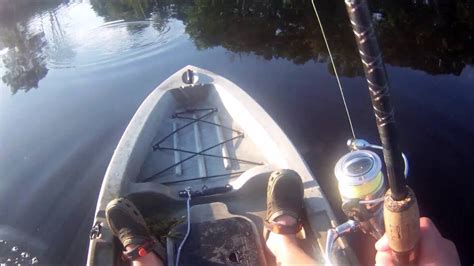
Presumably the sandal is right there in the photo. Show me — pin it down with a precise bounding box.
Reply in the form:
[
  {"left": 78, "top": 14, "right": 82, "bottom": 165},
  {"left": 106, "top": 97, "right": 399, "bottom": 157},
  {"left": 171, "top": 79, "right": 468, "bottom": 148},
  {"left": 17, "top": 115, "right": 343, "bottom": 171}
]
[
  {"left": 105, "top": 198, "right": 166, "bottom": 263},
  {"left": 264, "top": 169, "right": 304, "bottom": 239}
]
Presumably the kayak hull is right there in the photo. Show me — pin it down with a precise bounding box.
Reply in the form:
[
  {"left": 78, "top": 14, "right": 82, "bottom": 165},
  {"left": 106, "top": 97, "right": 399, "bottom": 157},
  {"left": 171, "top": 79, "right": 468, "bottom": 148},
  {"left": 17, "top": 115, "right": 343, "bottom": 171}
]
[{"left": 87, "top": 66, "right": 357, "bottom": 265}]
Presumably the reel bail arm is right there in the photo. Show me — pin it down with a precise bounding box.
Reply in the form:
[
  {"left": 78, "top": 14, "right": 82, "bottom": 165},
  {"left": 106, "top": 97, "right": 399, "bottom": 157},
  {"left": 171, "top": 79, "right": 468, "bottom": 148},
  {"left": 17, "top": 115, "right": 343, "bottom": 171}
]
[
  {"left": 347, "top": 138, "right": 409, "bottom": 178},
  {"left": 325, "top": 220, "right": 360, "bottom": 265}
]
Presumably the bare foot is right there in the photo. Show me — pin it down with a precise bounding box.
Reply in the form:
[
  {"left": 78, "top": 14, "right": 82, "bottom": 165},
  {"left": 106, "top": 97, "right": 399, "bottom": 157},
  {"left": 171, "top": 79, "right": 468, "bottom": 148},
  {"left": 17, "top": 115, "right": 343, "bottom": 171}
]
[
  {"left": 125, "top": 244, "right": 164, "bottom": 266},
  {"left": 266, "top": 215, "right": 298, "bottom": 255},
  {"left": 265, "top": 215, "right": 315, "bottom": 265}
]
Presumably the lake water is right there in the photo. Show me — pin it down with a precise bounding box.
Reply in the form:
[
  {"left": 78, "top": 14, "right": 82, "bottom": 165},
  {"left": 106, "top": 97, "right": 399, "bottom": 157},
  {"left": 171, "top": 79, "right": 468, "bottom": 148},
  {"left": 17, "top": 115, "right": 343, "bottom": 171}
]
[{"left": 0, "top": 0, "right": 472, "bottom": 264}]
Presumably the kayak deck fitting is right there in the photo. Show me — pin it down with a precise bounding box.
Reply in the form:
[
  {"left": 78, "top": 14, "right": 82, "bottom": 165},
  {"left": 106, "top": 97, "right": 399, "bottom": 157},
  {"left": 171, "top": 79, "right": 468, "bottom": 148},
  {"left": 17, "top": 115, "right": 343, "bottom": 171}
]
[{"left": 87, "top": 66, "right": 358, "bottom": 265}]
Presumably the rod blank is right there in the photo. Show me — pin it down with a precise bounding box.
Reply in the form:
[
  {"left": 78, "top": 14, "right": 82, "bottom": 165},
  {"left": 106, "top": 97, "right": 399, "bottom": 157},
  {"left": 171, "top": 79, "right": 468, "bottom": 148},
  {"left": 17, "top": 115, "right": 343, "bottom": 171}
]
[{"left": 344, "top": 0, "right": 407, "bottom": 200}]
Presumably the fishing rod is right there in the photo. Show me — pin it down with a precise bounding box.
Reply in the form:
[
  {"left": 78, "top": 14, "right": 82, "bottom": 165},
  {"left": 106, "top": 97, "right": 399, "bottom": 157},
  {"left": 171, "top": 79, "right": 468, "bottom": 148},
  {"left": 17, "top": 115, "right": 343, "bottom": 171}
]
[
  {"left": 311, "top": 0, "right": 420, "bottom": 264},
  {"left": 344, "top": 0, "right": 420, "bottom": 264}
]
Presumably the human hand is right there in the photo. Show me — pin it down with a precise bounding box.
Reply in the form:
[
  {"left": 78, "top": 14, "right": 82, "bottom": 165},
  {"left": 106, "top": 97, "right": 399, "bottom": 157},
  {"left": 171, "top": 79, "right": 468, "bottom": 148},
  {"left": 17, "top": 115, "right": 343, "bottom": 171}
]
[{"left": 375, "top": 217, "right": 460, "bottom": 266}]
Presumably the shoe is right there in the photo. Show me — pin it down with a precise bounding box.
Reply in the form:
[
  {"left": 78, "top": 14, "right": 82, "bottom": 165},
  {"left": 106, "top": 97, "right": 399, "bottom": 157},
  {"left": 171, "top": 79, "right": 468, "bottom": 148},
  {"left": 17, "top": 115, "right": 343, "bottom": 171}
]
[
  {"left": 106, "top": 197, "right": 165, "bottom": 262},
  {"left": 264, "top": 169, "right": 304, "bottom": 237}
]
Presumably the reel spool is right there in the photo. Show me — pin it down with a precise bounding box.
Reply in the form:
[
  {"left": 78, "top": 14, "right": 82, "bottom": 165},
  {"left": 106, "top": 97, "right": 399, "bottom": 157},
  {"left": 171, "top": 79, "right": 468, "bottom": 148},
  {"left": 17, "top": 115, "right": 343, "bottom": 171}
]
[{"left": 335, "top": 150, "right": 385, "bottom": 239}]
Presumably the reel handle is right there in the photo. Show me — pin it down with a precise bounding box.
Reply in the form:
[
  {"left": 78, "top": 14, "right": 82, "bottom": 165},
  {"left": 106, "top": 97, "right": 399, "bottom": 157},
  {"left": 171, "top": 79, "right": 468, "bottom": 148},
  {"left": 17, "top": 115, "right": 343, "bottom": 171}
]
[{"left": 384, "top": 186, "right": 420, "bottom": 265}]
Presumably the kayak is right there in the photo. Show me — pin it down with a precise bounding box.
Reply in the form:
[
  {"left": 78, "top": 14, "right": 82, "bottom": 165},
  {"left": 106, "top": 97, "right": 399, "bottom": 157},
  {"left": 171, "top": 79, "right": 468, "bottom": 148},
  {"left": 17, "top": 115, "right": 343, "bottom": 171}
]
[{"left": 86, "top": 66, "right": 358, "bottom": 265}]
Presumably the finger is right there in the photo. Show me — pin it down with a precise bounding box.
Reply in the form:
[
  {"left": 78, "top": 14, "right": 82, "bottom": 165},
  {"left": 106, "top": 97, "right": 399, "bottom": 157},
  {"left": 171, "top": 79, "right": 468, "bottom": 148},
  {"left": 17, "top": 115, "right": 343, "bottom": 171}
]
[
  {"left": 375, "top": 250, "right": 394, "bottom": 266},
  {"left": 445, "top": 240, "right": 461, "bottom": 265},
  {"left": 419, "top": 217, "right": 442, "bottom": 253},
  {"left": 375, "top": 235, "right": 391, "bottom": 251},
  {"left": 420, "top": 217, "right": 442, "bottom": 239}
]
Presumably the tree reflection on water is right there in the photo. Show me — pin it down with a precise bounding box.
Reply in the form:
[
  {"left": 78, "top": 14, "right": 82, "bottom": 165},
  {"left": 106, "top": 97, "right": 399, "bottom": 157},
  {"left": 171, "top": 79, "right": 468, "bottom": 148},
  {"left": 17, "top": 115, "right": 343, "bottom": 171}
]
[
  {"left": 0, "top": 24, "right": 48, "bottom": 94},
  {"left": 0, "top": 0, "right": 63, "bottom": 94},
  {"left": 0, "top": 0, "right": 472, "bottom": 93},
  {"left": 89, "top": 0, "right": 472, "bottom": 76}
]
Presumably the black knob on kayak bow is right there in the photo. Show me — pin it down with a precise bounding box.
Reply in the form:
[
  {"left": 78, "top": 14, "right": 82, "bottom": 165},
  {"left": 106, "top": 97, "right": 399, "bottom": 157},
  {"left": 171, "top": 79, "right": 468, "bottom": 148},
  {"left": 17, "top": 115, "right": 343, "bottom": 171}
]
[{"left": 182, "top": 69, "right": 198, "bottom": 85}]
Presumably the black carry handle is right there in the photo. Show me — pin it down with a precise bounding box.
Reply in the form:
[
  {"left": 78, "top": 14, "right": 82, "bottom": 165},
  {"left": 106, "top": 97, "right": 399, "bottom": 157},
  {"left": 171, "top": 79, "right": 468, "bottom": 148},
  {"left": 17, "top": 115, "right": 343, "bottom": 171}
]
[{"left": 178, "top": 184, "right": 233, "bottom": 198}]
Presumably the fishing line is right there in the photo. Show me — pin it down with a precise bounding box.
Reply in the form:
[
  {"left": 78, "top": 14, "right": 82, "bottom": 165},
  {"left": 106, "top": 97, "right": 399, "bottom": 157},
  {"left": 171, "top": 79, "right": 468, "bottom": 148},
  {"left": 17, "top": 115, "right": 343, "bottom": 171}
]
[{"left": 310, "top": 0, "right": 356, "bottom": 139}]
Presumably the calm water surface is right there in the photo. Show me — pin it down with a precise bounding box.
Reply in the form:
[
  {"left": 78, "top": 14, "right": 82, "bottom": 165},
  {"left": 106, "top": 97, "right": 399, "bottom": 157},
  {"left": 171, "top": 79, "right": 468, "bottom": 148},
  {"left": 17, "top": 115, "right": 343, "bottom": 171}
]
[{"left": 0, "top": 0, "right": 472, "bottom": 264}]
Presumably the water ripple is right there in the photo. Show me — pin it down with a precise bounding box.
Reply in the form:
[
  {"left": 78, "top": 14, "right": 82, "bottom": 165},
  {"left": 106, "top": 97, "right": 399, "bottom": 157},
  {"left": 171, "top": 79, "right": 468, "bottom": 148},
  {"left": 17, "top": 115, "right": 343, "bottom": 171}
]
[{"left": 46, "top": 19, "right": 183, "bottom": 69}]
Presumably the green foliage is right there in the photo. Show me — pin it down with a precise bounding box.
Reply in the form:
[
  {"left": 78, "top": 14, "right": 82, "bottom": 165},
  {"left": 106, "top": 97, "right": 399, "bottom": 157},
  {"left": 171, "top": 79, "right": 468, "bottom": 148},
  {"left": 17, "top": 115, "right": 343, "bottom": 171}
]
[{"left": 145, "top": 215, "right": 185, "bottom": 244}]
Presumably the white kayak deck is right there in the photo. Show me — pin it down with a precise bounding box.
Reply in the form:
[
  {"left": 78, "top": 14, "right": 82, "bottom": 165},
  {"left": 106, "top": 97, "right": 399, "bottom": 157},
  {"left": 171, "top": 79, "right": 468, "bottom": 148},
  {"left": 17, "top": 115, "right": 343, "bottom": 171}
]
[{"left": 137, "top": 85, "right": 264, "bottom": 191}]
